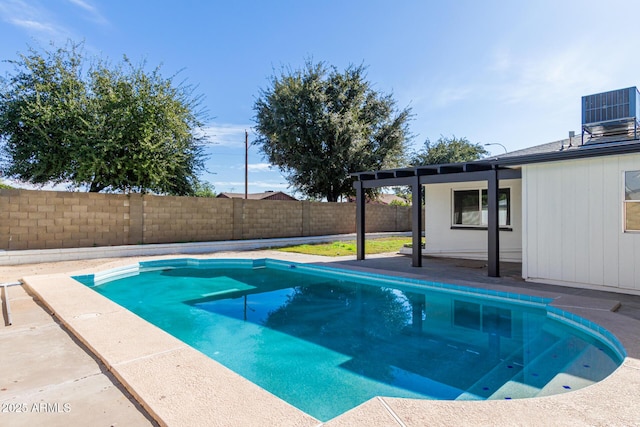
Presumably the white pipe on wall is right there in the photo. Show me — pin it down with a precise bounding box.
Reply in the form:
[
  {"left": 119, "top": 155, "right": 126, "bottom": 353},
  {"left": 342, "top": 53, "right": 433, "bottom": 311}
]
[{"left": 2, "top": 281, "right": 21, "bottom": 326}]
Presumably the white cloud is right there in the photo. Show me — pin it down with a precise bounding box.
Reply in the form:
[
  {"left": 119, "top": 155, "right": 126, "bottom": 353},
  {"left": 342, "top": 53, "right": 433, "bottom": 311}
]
[
  {"left": 66, "top": 0, "right": 108, "bottom": 25},
  {"left": 8, "top": 18, "right": 58, "bottom": 34},
  {"left": 247, "top": 163, "right": 272, "bottom": 172},
  {"left": 67, "top": 0, "right": 95, "bottom": 13},
  {"left": 494, "top": 47, "right": 607, "bottom": 105},
  {"left": 3, "top": 178, "right": 74, "bottom": 192},
  {"left": 0, "top": 0, "right": 70, "bottom": 41},
  {"left": 425, "top": 44, "right": 611, "bottom": 112},
  {"left": 200, "top": 123, "right": 254, "bottom": 147},
  {"left": 0, "top": 0, "right": 108, "bottom": 43}
]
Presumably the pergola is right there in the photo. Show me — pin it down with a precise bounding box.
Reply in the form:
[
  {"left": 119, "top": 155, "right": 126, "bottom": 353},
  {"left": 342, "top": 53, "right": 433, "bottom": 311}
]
[
  {"left": 351, "top": 161, "right": 521, "bottom": 277},
  {"left": 351, "top": 139, "right": 640, "bottom": 278}
]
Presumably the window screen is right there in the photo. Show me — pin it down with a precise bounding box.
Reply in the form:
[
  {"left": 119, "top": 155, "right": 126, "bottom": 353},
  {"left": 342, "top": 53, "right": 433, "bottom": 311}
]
[{"left": 625, "top": 170, "right": 640, "bottom": 232}]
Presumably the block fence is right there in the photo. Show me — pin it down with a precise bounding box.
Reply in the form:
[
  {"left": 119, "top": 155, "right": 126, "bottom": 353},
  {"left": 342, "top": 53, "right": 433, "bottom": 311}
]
[{"left": 0, "top": 189, "right": 411, "bottom": 251}]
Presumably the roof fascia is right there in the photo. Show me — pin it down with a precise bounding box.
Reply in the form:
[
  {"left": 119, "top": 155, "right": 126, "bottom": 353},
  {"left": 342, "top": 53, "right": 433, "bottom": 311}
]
[{"left": 494, "top": 142, "right": 640, "bottom": 166}]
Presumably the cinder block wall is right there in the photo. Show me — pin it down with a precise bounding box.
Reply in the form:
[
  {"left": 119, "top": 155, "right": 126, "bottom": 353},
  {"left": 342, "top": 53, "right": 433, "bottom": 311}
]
[
  {"left": 367, "top": 204, "right": 412, "bottom": 232},
  {"left": 307, "top": 202, "right": 355, "bottom": 235},
  {"left": 0, "top": 189, "right": 411, "bottom": 250},
  {"left": 232, "top": 199, "right": 304, "bottom": 240},
  {"left": 0, "top": 189, "right": 130, "bottom": 250},
  {"left": 142, "top": 195, "right": 234, "bottom": 244}
]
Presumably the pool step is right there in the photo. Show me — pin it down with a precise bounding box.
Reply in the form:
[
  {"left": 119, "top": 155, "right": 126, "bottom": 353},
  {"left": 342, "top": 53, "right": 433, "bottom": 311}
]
[
  {"left": 488, "top": 335, "right": 588, "bottom": 399},
  {"left": 563, "top": 344, "right": 619, "bottom": 382},
  {"left": 536, "top": 344, "right": 619, "bottom": 397},
  {"left": 458, "top": 330, "right": 560, "bottom": 400},
  {"left": 456, "top": 359, "right": 524, "bottom": 400}
]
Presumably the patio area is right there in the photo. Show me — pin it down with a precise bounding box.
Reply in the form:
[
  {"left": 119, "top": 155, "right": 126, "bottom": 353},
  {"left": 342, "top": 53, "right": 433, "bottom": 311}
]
[{"left": 2, "top": 249, "right": 640, "bottom": 426}]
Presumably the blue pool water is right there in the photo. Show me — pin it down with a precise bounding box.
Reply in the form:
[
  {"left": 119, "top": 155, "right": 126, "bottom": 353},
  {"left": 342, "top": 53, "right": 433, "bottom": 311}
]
[{"left": 74, "top": 258, "right": 625, "bottom": 421}]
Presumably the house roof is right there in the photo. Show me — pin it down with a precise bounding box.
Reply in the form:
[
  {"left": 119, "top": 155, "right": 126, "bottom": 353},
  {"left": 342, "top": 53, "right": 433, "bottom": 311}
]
[
  {"left": 352, "top": 135, "right": 640, "bottom": 186},
  {"left": 495, "top": 138, "right": 569, "bottom": 158},
  {"left": 493, "top": 132, "right": 634, "bottom": 159},
  {"left": 375, "top": 193, "right": 407, "bottom": 205},
  {"left": 216, "top": 191, "right": 297, "bottom": 201},
  {"left": 490, "top": 135, "right": 640, "bottom": 166},
  {"left": 347, "top": 193, "right": 409, "bottom": 204}
]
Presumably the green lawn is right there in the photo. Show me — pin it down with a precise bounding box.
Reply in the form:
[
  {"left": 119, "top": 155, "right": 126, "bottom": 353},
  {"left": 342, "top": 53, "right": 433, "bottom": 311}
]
[{"left": 277, "top": 237, "right": 412, "bottom": 256}]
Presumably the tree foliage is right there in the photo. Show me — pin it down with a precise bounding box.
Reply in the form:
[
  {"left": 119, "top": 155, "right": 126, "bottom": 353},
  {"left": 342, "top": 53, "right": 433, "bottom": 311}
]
[
  {"left": 0, "top": 41, "right": 207, "bottom": 194},
  {"left": 411, "top": 135, "right": 488, "bottom": 166},
  {"left": 253, "top": 61, "right": 411, "bottom": 202},
  {"left": 388, "top": 197, "right": 410, "bottom": 206},
  {"left": 192, "top": 180, "right": 216, "bottom": 198},
  {"left": 389, "top": 190, "right": 411, "bottom": 206}
]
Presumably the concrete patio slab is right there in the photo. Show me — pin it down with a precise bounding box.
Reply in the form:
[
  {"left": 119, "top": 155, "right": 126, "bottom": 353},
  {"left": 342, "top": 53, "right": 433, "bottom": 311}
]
[
  {"left": 1, "top": 288, "right": 53, "bottom": 327},
  {"left": 0, "top": 277, "right": 156, "bottom": 427},
  {"left": 0, "top": 324, "right": 99, "bottom": 396},
  {"left": 1, "top": 371, "right": 153, "bottom": 427}
]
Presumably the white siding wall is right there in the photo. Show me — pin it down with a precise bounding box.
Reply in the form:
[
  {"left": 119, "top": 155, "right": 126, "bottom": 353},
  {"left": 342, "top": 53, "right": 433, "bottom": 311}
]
[
  {"left": 424, "top": 179, "right": 522, "bottom": 262},
  {"left": 522, "top": 153, "right": 640, "bottom": 293}
]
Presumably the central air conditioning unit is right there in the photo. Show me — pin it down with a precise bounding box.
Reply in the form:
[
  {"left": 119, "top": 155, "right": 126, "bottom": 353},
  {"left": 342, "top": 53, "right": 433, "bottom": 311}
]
[{"left": 581, "top": 86, "right": 639, "bottom": 144}]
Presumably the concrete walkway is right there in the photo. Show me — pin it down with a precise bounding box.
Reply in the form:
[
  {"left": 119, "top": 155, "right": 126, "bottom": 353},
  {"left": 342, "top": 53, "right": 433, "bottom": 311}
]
[{"left": 0, "top": 279, "right": 156, "bottom": 426}]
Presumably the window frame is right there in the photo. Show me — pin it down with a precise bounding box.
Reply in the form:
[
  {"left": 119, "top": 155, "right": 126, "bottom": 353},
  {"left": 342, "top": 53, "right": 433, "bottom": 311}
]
[
  {"left": 451, "top": 187, "right": 512, "bottom": 230},
  {"left": 624, "top": 170, "right": 640, "bottom": 233}
]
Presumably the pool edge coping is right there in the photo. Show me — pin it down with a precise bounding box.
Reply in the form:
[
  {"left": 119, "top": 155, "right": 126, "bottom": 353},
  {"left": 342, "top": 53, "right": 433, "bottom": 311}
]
[{"left": 21, "top": 255, "right": 640, "bottom": 426}]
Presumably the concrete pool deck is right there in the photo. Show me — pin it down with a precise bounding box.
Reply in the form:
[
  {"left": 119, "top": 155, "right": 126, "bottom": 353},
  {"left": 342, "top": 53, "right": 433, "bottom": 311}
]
[{"left": 2, "top": 250, "right": 640, "bottom": 426}]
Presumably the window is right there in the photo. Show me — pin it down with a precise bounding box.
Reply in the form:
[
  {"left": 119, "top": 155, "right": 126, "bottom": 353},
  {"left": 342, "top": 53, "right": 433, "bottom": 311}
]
[
  {"left": 453, "top": 300, "right": 512, "bottom": 338},
  {"left": 453, "top": 300, "right": 480, "bottom": 330},
  {"left": 452, "top": 188, "right": 511, "bottom": 228},
  {"left": 625, "top": 170, "right": 640, "bottom": 232}
]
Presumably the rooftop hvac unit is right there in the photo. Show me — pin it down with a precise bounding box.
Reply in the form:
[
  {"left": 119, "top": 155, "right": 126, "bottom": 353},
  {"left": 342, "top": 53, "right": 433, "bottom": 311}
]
[{"left": 582, "top": 87, "right": 639, "bottom": 144}]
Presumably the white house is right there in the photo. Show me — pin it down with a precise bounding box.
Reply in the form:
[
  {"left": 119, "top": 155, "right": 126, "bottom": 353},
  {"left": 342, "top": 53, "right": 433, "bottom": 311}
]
[{"left": 353, "top": 87, "right": 640, "bottom": 295}]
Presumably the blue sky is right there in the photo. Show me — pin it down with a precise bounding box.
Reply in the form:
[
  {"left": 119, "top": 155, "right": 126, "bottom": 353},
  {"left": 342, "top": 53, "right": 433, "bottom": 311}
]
[{"left": 1, "top": 0, "right": 639, "bottom": 195}]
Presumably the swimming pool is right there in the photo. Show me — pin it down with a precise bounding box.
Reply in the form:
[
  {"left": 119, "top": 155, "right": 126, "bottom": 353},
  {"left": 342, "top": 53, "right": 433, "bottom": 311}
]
[{"left": 74, "top": 258, "right": 625, "bottom": 421}]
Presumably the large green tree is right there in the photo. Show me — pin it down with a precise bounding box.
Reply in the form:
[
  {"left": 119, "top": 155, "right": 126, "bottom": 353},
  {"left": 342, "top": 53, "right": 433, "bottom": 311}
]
[
  {"left": 394, "top": 136, "right": 488, "bottom": 203},
  {"left": 0, "top": 42, "right": 207, "bottom": 194},
  {"left": 254, "top": 61, "right": 411, "bottom": 202},
  {"left": 411, "top": 135, "right": 488, "bottom": 165}
]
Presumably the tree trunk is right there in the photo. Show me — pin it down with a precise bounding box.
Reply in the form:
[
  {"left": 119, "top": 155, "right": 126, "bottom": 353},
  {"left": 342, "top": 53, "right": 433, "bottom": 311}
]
[
  {"left": 89, "top": 181, "right": 105, "bottom": 192},
  {"left": 326, "top": 189, "right": 338, "bottom": 202}
]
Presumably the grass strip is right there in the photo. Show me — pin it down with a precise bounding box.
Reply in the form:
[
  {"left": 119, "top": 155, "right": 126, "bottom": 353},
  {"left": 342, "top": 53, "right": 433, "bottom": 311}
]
[{"left": 277, "top": 237, "right": 412, "bottom": 256}]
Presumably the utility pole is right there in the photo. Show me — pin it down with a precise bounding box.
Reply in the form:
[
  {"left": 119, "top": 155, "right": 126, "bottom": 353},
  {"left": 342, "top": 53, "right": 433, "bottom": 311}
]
[{"left": 244, "top": 130, "right": 248, "bottom": 199}]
